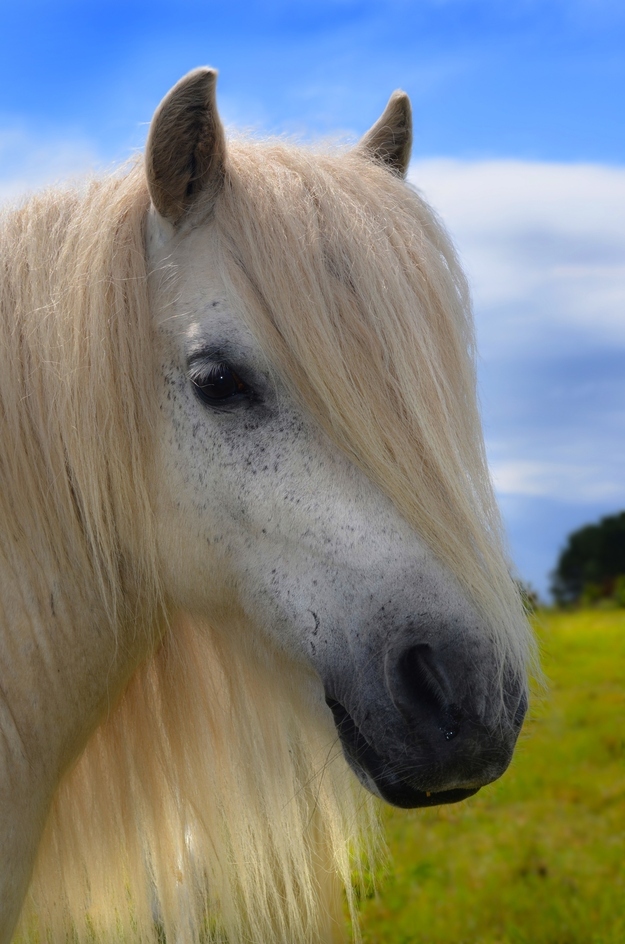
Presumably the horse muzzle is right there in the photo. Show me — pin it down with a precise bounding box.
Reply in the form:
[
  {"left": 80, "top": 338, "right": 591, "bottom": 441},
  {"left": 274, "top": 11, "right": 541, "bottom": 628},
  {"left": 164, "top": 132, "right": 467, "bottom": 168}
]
[{"left": 324, "top": 636, "right": 527, "bottom": 809}]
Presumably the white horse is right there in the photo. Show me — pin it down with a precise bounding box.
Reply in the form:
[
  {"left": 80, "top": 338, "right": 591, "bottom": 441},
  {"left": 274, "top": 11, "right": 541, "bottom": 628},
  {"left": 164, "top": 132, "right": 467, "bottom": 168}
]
[{"left": 0, "top": 69, "right": 533, "bottom": 943}]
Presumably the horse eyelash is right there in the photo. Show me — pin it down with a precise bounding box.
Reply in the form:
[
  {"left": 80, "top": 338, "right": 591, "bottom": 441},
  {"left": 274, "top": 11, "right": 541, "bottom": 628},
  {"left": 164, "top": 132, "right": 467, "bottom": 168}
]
[{"left": 188, "top": 360, "right": 256, "bottom": 406}]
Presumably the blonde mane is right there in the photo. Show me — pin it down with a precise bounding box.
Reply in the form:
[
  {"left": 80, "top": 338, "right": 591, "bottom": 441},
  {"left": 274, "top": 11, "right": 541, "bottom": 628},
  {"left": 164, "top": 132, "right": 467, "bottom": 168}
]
[
  {"left": 0, "top": 167, "right": 158, "bottom": 631},
  {"left": 1, "top": 138, "right": 531, "bottom": 943}
]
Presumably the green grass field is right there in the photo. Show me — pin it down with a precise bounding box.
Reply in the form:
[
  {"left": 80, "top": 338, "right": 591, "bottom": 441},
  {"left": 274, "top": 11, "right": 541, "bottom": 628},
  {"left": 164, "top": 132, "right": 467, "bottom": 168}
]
[{"left": 354, "top": 610, "right": 625, "bottom": 944}]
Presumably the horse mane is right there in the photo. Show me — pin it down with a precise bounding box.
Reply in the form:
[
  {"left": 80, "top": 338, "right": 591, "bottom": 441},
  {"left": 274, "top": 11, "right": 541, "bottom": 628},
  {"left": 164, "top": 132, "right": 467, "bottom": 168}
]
[
  {"left": 1, "top": 139, "right": 531, "bottom": 943},
  {"left": 2, "top": 165, "right": 375, "bottom": 944},
  {"left": 0, "top": 166, "right": 159, "bottom": 631},
  {"left": 21, "top": 616, "right": 374, "bottom": 943}
]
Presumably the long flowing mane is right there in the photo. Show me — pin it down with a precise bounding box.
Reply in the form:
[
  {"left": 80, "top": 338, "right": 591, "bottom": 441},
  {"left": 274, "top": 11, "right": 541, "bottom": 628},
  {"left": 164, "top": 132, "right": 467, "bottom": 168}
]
[
  {"left": 0, "top": 168, "right": 158, "bottom": 630},
  {"left": 22, "top": 617, "right": 374, "bottom": 943},
  {"left": 1, "top": 138, "right": 531, "bottom": 943}
]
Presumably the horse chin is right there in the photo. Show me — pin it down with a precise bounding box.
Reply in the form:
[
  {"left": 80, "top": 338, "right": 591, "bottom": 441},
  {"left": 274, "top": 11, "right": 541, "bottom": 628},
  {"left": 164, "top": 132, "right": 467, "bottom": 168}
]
[
  {"left": 360, "top": 770, "right": 479, "bottom": 810},
  {"left": 326, "top": 696, "right": 481, "bottom": 810}
]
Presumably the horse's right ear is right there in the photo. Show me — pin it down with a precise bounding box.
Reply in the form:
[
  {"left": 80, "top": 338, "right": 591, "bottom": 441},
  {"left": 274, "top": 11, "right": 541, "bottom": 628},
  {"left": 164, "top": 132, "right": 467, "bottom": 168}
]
[{"left": 145, "top": 68, "right": 226, "bottom": 226}]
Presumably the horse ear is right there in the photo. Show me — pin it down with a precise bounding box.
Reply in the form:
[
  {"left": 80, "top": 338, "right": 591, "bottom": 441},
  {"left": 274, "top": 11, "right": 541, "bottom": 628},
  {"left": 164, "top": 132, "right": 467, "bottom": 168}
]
[
  {"left": 145, "top": 67, "right": 226, "bottom": 225},
  {"left": 357, "top": 91, "right": 412, "bottom": 178}
]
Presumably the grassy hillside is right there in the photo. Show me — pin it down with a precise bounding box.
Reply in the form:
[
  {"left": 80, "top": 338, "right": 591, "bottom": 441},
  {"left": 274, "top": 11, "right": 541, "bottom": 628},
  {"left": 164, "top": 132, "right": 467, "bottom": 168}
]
[{"left": 355, "top": 610, "right": 625, "bottom": 944}]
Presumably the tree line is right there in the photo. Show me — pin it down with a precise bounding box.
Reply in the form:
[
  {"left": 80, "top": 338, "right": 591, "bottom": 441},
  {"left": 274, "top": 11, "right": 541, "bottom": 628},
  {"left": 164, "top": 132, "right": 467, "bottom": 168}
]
[{"left": 551, "top": 511, "right": 625, "bottom": 607}]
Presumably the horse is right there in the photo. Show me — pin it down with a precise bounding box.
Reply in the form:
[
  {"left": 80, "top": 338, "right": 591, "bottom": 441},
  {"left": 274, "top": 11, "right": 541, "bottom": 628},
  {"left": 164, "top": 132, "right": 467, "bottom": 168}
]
[{"left": 0, "top": 68, "right": 533, "bottom": 944}]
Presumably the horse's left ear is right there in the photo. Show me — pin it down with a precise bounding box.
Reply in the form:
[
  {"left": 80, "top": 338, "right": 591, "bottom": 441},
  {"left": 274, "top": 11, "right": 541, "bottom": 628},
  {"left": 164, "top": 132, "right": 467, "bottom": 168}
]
[
  {"left": 145, "top": 67, "right": 226, "bottom": 226},
  {"left": 357, "top": 91, "right": 412, "bottom": 178}
]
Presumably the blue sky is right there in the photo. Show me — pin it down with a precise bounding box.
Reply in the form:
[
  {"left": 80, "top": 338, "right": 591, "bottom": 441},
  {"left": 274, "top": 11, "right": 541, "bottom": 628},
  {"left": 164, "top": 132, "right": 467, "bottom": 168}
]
[{"left": 2, "top": 0, "right": 624, "bottom": 597}]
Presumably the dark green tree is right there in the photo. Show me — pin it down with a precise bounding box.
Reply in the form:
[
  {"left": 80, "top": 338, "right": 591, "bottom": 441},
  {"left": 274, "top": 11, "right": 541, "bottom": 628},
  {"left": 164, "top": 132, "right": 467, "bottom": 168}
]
[{"left": 551, "top": 511, "right": 625, "bottom": 605}]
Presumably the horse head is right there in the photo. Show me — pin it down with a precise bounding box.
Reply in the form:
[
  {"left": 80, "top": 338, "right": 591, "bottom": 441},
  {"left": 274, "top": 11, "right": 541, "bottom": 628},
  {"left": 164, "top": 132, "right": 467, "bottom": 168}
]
[{"left": 145, "top": 69, "right": 531, "bottom": 810}]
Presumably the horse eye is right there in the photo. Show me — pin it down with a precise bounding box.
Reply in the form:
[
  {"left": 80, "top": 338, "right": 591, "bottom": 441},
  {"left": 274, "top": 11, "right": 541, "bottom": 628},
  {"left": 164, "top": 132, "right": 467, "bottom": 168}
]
[{"left": 192, "top": 363, "right": 249, "bottom": 405}]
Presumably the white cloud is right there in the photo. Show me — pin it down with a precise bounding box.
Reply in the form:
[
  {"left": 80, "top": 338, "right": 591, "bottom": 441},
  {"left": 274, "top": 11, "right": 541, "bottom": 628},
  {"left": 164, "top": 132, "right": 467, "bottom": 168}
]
[
  {"left": 490, "top": 459, "right": 625, "bottom": 503},
  {"left": 409, "top": 160, "right": 625, "bottom": 349}
]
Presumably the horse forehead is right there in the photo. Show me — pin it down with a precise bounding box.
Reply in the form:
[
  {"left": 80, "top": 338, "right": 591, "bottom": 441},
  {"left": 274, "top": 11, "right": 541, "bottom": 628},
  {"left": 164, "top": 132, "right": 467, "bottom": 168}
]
[
  {"left": 148, "top": 211, "right": 221, "bottom": 310},
  {"left": 153, "top": 265, "right": 255, "bottom": 356},
  {"left": 180, "top": 308, "right": 258, "bottom": 353}
]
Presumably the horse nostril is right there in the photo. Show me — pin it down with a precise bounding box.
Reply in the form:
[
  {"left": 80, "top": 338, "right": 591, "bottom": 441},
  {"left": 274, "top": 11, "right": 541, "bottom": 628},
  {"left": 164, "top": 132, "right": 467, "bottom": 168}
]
[
  {"left": 395, "top": 644, "right": 449, "bottom": 712},
  {"left": 389, "top": 643, "right": 465, "bottom": 739},
  {"left": 441, "top": 704, "right": 464, "bottom": 741}
]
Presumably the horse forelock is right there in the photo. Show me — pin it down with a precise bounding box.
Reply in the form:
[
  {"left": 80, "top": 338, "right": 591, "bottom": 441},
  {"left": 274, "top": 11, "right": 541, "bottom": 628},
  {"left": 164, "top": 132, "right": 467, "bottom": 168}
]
[{"left": 214, "top": 140, "right": 532, "bottom": 676}]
